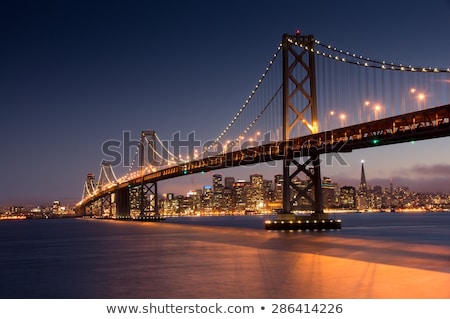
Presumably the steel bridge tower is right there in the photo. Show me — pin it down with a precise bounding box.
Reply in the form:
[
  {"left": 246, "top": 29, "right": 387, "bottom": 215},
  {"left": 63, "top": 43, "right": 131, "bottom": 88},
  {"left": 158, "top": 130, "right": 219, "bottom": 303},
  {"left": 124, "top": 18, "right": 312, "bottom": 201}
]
[
  {"left": 281, "top": 32, "right": 324, "bottom": 217},
  {"left": 265, "top": 32, "right": 341, "bottom": 229},
  {"left": 138, "top": 130, "right": 159, "bottom": 217}
]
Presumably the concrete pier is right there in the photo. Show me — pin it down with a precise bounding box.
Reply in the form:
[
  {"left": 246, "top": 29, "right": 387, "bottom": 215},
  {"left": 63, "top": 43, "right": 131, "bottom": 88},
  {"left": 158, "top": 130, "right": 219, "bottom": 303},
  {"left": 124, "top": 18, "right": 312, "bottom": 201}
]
[{"left": 265, "top": 212, "right": 342, "bottom": 230}]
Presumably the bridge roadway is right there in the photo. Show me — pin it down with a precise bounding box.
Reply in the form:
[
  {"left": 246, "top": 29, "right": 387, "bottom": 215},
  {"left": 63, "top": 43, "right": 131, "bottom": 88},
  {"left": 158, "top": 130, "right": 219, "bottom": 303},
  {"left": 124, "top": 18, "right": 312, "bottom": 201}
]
[{"left": 79, "top": 103, "right": 450, "bottom": 208}]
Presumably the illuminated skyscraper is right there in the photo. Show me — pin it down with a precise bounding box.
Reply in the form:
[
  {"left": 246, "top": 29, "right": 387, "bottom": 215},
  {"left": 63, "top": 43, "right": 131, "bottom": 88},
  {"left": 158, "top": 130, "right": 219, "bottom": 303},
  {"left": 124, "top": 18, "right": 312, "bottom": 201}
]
[
  {"left": 340, "top": 186, "right": 356, "bottom": 209},
  {"left": 359, "top": 161, "right": 367, "bottom": 193},
  {"left": 274, "top": 174, "right": 283, "bottom": 201},
  {"left": 233, "top": 180, "right": 247, "bottom": 211},
  {"left": 212, "top": 174, "right": 223, "bottom": 210},
  {"left": 358, "top": 161, "right": 368, "bottom": 211},
  {"left": 212, "top": 174, "right": 223, "bottom": 190}
]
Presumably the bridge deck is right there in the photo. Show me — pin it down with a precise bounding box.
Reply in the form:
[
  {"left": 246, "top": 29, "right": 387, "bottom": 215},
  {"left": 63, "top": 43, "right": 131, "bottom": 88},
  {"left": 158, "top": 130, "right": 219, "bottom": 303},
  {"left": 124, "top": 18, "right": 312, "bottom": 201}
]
[{"left": 79, "top": 103, "right": 450, "bottom": 209}]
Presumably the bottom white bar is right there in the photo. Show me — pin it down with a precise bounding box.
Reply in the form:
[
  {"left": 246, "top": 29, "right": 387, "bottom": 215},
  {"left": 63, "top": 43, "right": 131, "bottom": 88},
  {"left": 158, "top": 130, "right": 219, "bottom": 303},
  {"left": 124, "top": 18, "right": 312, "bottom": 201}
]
[{"left": 1, "top": 299, "right": 448, "bottom": 318}]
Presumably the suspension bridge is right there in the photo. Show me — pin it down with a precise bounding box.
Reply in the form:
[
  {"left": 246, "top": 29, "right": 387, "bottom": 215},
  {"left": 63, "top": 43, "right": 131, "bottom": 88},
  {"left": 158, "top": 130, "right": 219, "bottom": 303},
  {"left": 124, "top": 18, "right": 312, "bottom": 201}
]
[{"left": 75, "top": 32, "right": 450, "bottom": 230}]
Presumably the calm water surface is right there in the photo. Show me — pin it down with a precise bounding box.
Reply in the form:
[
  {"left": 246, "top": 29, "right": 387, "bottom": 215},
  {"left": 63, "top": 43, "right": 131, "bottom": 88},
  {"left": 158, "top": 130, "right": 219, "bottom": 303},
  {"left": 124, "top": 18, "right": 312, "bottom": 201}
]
[{"left": 0, "top": 213, "right": 449, "bottom": 298}]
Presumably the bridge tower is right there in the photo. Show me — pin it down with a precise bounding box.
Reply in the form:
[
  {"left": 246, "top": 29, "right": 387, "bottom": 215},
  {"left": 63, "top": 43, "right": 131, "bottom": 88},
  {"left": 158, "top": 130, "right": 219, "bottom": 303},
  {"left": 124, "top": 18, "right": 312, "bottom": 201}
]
[
  {"left": 138, "top": 130, "right": 159, "bottom": 217},
  {"left": 266, "top": 32, "right": 341, "bottom": 229},
  {"left": 281, "top": 32, "right": 323, "bottom": 216},
  {"left": 79, "top": 173, "right": 97, "bottom": 216},
  {"left": 97, "top": 161, "right": 116, "bottom": 218}
]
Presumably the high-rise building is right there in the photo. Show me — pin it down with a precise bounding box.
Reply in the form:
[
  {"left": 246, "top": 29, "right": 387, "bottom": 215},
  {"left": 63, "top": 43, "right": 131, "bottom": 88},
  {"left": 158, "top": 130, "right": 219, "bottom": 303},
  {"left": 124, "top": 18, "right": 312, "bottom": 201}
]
[
  {"left": 274, "top": 174, "right": 283, "bottom": 201},
  {"left": 358, "top": 161, "right": 369, "bottom": 210},
  {"left": 212, "top": 174, "right": 222, "bottom": 190},
  {"left": 202, "top": 185, "right": 213, "bottom": 209},
  {"left": 212, "top": 174, "right": 223, "bottom": 210},
  {"left": 359, "top": 161, "right": 367, "bottom": 193},
  {"left": 262, "top": 179, "right": 273, "bottom": 202},
  {"left": 186, "top": 190, "right": 201, "bottom": 212},
  {"left": 247, "top": 174, "right": 264, "bottom": 210},
  {"left": 340, "top": 186, "right": 356, "bottom": 209},
  {"left": 224, "top": 177, "right": 235, "bottom": 189},
  {"left": 233, "top": 180, "right": 247, "bottom": 211},
  {"left": 250, "top": 174, "right": 263, "bottom": 188},
  {"left": 322, "top": 176, "right": 338, "bottom": 209},
  {"left": 222, "top": 186, "right": 235, "bottom": 210},
  {"left": 223, "top": 177, "right": 236, "bottom": 210}
]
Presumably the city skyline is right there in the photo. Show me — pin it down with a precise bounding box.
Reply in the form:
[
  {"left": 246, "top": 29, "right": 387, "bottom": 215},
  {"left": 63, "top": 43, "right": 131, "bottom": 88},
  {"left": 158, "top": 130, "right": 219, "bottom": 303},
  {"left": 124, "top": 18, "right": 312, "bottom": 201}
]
[
  {"left": 4, "top": 158, "right": 449, "bottom": 210},
  {"left": 4, "top": 161, "right": 449, "bottom": 214},
  {"left": 1, "top": 0, "right": 450, "bottom": 205},
  {"left": 159, "top": 162, "right": 447, "bottom": 199}
]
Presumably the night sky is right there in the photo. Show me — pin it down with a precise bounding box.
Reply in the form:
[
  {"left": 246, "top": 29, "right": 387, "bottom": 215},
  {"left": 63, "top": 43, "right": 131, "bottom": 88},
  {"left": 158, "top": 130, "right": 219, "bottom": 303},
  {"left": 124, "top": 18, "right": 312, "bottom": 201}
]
[{"left": 1, "top": 0, "right": 450, "bottom": 206}]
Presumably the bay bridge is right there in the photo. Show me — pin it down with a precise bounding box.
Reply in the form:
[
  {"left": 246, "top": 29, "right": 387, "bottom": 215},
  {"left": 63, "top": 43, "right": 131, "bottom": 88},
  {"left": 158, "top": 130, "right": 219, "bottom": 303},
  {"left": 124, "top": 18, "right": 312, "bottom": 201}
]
[{"left": 75, "top": 32, "right": 450, "bottom": 229}]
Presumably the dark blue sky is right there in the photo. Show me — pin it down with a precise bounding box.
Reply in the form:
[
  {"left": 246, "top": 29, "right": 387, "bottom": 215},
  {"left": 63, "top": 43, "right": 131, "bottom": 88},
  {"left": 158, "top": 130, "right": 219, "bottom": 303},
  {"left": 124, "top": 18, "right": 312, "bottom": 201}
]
[{"left": 1, "top": 0, "right": 450, "bottom": 205}]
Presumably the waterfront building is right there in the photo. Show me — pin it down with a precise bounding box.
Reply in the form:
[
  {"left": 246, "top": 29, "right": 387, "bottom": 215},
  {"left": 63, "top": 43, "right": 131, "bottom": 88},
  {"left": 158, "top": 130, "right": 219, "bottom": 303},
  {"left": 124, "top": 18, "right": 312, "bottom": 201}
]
[
  {"left": 224, "top": 177, "right": 235, "bottom": 189},
  {"left": 340, "top": 186, "right": 356, "bottom": 209},
  {"left": 212, "top": 174, "right": 223, "bottom": 210},
  {"left": 202, "top": 185, "right": 213, "bottom": 210},
  {"left": 322, "top": 176, "right": 338, "bottom": 209},
  {"left": 223, "top": 177, "right": 236, "bottom": 210},
  {"left": 274, "top": 174, "right": 283, "bottom": 202},
  {"left": 246, "top": 174, "right": 264, "bottom": 211},
  {"left": 262, "top": 179, "right": 273, "bottom": 202},
  {"left": 222, "top": 186, "right": 235, "bottom": 211},
  {"left": 233, "top": 179, "right": 247, "bottom": 212},
  {"left": 163, "top": 193, "right": 179, "bottom": 214},
  {"left": 52, "top": 200, "right": 61, "bottom": 214},
  {"left": 186, "top": 190, "right": 201, "bottom": 213}
]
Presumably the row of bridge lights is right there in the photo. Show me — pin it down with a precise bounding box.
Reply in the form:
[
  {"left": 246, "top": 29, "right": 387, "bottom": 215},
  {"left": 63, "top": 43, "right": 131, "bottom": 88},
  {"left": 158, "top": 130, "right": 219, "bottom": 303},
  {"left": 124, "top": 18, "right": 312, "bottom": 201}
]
[
  {"left": 120, "top": 148, "right": 206, "bottom": 181},
  {"left": 326, "top": 88, "right": 427, "bottom": 129},
  {"left": 119, "top": 132, "right": 266, "bottom": 183},
  {"left": 327, "top": 103, "right": 390, "bottom": 129},
  {"left": 79, "top": 129, "right": 263, "bottom": 205},
  {"left": 308, "top": 38, "right": 450, "bottom": 73},
  {"left": 125, "top": 132, "right": 264, "bottom": 178}
]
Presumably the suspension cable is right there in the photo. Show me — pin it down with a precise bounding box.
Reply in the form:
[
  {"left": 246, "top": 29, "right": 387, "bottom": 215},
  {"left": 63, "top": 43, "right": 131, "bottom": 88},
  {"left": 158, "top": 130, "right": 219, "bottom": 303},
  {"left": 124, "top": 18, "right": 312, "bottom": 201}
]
[{"left": 203, "top": 43, "right": 283, "bottom": 155}]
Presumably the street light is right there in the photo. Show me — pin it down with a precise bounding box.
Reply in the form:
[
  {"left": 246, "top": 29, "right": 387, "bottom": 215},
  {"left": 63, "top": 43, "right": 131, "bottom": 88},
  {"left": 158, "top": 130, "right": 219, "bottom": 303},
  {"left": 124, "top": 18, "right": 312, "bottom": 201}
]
[
  {"left": 408, "top": 88, "right": 416, "bottom": 112},
  {"left": 326, "top": 110, "right": 335, "bottom": 130},
  {"left": 374, "top": 104, "right": 381, "bottom": 120},
  {"left": 361, "top": 100, "right": 370, "bottom": 122},
  {"left": 340, "top": 113, "right": 346, "bottom": 127},
  {"left": 417, "top": 93, "right": 425, "bottom": 110}
]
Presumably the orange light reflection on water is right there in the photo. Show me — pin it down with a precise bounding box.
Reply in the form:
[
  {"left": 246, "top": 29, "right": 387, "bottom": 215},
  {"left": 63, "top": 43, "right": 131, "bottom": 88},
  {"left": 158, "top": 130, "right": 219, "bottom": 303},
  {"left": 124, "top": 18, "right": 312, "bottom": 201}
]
[{"left": 96, "top": 220, "right": 450, "bottom": 299}]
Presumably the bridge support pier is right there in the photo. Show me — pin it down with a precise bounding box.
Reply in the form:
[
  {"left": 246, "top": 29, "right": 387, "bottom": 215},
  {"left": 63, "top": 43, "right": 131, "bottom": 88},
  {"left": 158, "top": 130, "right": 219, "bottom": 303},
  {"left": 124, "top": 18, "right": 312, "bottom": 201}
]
[
  {"left": 84, "top": 202, "right": 93, "bottom": 217},
  {"left": 116, "top": 186, "right": 131, "bottom": 219},
  {"left": 134, "top": 180, "right": 162, "bottom": 221},
  {"left": 100, "top": 193, "right": 113, "bottom": 218},
  {"left": 267, "top": 152, "right": 340, "bottom": 230},
  {"left": 285, "top": 154, "right": 324, "bottom": 215}
]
